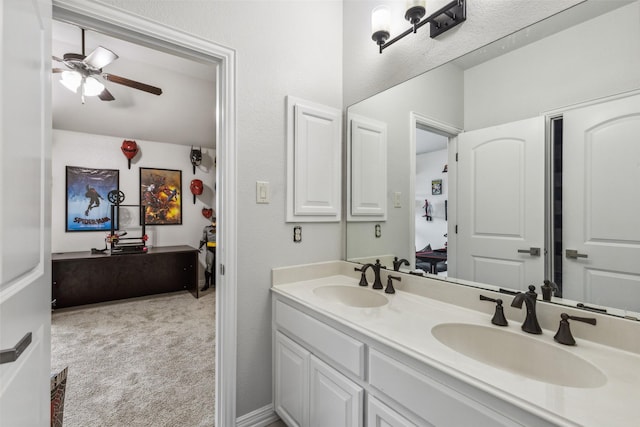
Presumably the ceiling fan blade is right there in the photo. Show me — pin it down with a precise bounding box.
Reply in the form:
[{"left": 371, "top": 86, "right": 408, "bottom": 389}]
[
  {"left": 103, "top": 73, "right": 163, "bottom": 96},
  {"left": 52, "top": 68, "right": 65, "bottom": 74},
  {"left": 52, "top": 55, "right": 65, "bottom": 63},
  {"left": 98, "top": 87, "right": 115, "bottom": 101},
  {"left": 84, "top": 46, "right": 118, "bottom": 70}
]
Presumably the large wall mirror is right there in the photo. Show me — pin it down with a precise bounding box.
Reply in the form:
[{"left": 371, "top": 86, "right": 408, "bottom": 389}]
[{"left": 346, "top": 0, "right": 640, "bottom": 319}]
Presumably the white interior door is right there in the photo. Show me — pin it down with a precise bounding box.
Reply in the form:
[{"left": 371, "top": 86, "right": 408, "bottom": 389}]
[
  {"left": 0, "top": 0, "right": 52, "bottom": 425},
  {"left": 563, "top": 93, "right": 640, "bottom": 312},
  {"left": 457, "top": 117, "right": 545, "bottom": 291}
]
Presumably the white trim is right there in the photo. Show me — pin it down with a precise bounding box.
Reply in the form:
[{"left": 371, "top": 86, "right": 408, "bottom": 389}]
[
  {"left": 236, "top": 403, "right": 280, "bottom": 427},
  {"left": 409, "top": 112, "right": 462, "bottom": 271},
  {"left": 51, "top": 3, "right": 237, "bottom": 426},
  {"left": 543, "top": 88, "right": 640, "bottom": 117}
]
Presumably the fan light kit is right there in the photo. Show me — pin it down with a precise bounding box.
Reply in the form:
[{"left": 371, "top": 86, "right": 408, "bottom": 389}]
[
  {"left": 371, "top": 0, "right": 466, "bottom": 53},
  {"left": 53, "top": 28, "right": 163, "bottom": 103}
]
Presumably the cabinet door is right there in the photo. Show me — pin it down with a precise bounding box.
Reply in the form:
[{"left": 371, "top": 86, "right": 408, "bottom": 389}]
[
  {"left": 275, "top": 332, "right": 310, "bottom": 427},
  {"left": 309, "top": 355, "right": 363, "bottom": 427},
  {"left": 367, "top": 396, "right": 417, "bottom": 427}
]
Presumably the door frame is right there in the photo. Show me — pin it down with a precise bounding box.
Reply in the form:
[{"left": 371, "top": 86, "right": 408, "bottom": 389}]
[
  {"left": 409, "top": 112, "right": 462, "bottom": 272},
  {"left": 52, "top": 2, "right": 237, "bottom": 425}
]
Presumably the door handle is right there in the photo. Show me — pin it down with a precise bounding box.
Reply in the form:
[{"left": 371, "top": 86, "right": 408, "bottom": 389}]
[
  {"left": 517, "top": 247, "right": 541, "bottom": 256},
  {"left": 566, "top": 249, "right": 588, "bottom": 259},
  {"left": 0, "top": 333, "right": 32, "bottom": 365}
]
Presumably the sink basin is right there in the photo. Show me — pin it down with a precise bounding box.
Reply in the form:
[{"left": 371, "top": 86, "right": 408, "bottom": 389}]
[
  {"left": 313, "top": 285, "right": 388, "bottom": 308},
  {"left": 431, "top": 323, "right": 607, "bottom": 388}
]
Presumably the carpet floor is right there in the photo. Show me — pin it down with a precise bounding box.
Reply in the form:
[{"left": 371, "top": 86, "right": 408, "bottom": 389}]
[{"left": 51, "top": 289, "right": 216, "bottom": 427}]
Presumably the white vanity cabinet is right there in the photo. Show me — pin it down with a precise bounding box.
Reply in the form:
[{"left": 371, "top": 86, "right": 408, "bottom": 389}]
[
  {"left": 367, "top": 396, "right": 416, "bottom": 427},
  {"left": 272, "top": 294, "right": 554, "bottom": 427},
  {"left": 274, "top": 331, "right": 363, "bottom": 427}
]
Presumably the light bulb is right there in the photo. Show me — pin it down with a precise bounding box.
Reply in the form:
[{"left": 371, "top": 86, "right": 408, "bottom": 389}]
[
  {"left": 83, "top": 76, "right": 105, "bottom": 97},
  {"left": 60, "top": 71, "right": 81, "bottom": 93},
  {"left": 371, "top": 6, "right": 391, "bottom": 45}
]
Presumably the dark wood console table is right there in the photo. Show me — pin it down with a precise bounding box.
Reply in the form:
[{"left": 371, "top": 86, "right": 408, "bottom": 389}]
[{"left": 52, "top": 245, "right": 199, "bottom": 309}]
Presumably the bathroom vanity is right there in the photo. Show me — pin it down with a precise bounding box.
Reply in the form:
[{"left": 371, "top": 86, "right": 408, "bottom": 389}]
[{"left": 271, "top": 261, "right": 640, "bottom": 427}]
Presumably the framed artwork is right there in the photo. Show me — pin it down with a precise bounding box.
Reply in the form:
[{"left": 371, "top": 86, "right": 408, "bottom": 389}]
[
  {"left": 65, "top": 166, "right": 119, "bottom": 232},
  {"left": 432, "top": 179, "right": 443, "bottom": 195},
  {"left": 140, "top": 167, "right": 182, "bottom": 225}
]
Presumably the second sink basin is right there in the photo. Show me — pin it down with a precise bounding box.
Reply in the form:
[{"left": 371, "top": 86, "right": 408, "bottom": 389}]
[
  {"left": 313, "top": 285, "right": 388, "bottom": 308},
  {"left": 431, "top": 323, "right": 607, "bottom": 388}
]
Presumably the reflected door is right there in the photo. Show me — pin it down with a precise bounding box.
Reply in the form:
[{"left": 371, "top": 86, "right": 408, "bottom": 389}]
[
  {"left": 563, "top": 93, "right": 640, "bottom": 312},
  {"left": 457, "top": 117, "right": 545, "bottom": 291}
]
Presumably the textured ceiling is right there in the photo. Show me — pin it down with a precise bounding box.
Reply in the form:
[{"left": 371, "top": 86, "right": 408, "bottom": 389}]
[{"left": 52, "top": 20, "right": 217, "bottom": 148}]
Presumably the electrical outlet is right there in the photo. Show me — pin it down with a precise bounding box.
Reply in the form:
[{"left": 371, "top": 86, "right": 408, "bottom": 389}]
[
  {"left": 375, "top": 224, "right": 381, "bottom": 238},
  {"left": 293, "top": 226, "right": 302, "bottom": 242}
]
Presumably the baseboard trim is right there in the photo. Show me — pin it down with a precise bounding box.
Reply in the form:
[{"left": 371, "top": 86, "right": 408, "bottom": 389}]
[{"left": 236, "top": 403, "right": 280, "bottom": 427}]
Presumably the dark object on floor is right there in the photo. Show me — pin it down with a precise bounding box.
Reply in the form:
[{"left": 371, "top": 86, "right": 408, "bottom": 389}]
[{"left": 51, "top": 366, "right": 68, "bottom": 427}]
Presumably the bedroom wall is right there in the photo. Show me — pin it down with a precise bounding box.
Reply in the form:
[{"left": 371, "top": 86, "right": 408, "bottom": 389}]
[{"left": 52, "top": 129, "right": 215, "bottom": 273}]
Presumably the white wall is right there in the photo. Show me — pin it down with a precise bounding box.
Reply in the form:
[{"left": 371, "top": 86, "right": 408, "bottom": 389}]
[
  {"left": 93, "top": 0, "right": 344, "bottom": 417},
  {"left": 343, "top": 0, "right": 583, "bottom": 107},
  {"left": 464, "top": 1, "right": 640, "bottom": 130},
  {"left": 52, "top": 130, "right": 215, "bottom": 268},
  {"left": 347, "top": 62, "right": 463, "bottom": 262},
  {"left": 415, "top": 150, "right": 448, "bottom": 251}
]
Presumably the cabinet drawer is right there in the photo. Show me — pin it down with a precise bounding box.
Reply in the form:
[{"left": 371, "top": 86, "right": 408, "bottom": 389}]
[
  {"left": 369, "top": 349, "right": 521, "bottom": 427},
  {"left": 275, "top": 300, "right": 364, "bottom": 379}
]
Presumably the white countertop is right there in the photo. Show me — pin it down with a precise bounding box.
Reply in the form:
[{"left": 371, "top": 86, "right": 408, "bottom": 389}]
[{"left": 272, "top": 272, "right": 640, "bottom": 427}]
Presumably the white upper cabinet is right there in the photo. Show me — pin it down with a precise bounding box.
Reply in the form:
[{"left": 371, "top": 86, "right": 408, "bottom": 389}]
[
  {"left": 348, "top": 114, "right": 387, "bottom": 221},
  {"left": 286, "top": 96, "right": 342, "bottom": 222}
]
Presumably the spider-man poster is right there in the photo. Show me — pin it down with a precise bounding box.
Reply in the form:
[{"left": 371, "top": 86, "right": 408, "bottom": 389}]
[{"left": 65, "top": 166, "right": 119, "bottom": 231}]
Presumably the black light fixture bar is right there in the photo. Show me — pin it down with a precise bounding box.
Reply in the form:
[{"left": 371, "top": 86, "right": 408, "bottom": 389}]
[{"left": 378, "top": 0, "right": 466, "bottom": 53}]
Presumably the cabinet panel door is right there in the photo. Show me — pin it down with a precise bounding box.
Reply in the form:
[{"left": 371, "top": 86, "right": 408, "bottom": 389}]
[
  {"left": 275, "top": 332, "right": 310, "bottom": 427},
  {"left": 367, "top": 396, "right": 418, "bottom": 427},
  {"left": 309, "top": 355, "right": 363, "bottom": 427}
]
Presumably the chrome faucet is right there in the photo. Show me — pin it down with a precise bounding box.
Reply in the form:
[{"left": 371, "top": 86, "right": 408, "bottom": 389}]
[
  {"left": 392, "top": 257, "right": 410, "bottom": 271},
  {"left": 511, "top": 285, "right": 542, "bottom": 334}
]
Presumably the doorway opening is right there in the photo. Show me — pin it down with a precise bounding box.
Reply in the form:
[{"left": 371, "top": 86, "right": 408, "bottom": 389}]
[
  {"left": 414, "top": 125, "right": 449, "bottom": 276},
  {"left": 50, "top": 4, "right": 237, "bottom": 425},
  {"left": 409, "top": 112, "right": 461, "bottom": 276}
]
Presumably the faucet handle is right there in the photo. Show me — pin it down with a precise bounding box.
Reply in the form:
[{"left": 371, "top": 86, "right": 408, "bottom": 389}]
[
  {"left": 479, "top": 295, "right": 508, "bottom": 326},
  {"left": 553, "top": 313, "right": 596, "bottom": 346},
  {"left": 385, "top": 276, "right": 400, "bottom": 294},
  {"left": 354, "top": 266, "right": 369, "bottom": 287},
  {"left": 392, "top": 257, "right": 410, "bottom": 271}
]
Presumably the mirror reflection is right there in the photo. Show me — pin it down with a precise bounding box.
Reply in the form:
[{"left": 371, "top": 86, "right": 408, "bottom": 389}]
[{"left": 346, "top": 0, "right": 640, "bottom": 318}]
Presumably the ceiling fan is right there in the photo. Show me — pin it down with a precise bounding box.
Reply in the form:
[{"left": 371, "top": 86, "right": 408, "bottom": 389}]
[{"left": 52, "top": 28, "right": 163, "bottom": 103}]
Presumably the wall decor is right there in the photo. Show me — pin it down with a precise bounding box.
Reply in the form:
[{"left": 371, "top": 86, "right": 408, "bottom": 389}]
[
  {"left": 121, "top": 140, "right": 139, "bottom": 169},
  {"left": 432, "top": 179, "right": 442, "bottom": 195},
  {"left": 140, "top": 167, "right": 182, "bottom": 225},
  {"left": 65, "top": 166, "right": 119, "bottom": 232}
]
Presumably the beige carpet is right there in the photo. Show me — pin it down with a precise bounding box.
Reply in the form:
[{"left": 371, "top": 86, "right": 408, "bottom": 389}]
[{"left": 51, "top": 290, "right": 216, "bottom": 427}]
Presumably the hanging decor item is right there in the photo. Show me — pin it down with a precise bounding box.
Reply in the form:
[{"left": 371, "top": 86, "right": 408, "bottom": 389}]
[
  {"left": 423, "top": 199, "right": 432, "bottom": 221},
  {"left": 121, "top": 140, "right": 139, "bottom": 169},
  {"left": 202, "top": 207, "right": 214, "bottom": 219},
  {"left": 190, "top": 179, "right": 203, "bottom": 204},
  {"left": 190, "top": 146, "right": 202, "bottom": 174}
]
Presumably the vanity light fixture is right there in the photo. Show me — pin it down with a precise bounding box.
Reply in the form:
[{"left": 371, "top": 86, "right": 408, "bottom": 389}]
[{"left": 371, "top": 0, "right": 466, "bottom": 54}]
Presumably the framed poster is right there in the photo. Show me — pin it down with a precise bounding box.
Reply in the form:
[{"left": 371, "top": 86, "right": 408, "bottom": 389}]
[
  {"left": 140, "top": 167, "right": 182, "bottom": 225},
  {"left": 432, "top": 179, "right": 442, "bottom": 195},
  {"left": 65, "top": 166, "right": 119, "bottom": 232}
]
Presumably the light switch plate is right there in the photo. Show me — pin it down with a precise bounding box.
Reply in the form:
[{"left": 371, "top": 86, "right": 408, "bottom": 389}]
[
  {"left": 256, "top": 181, "right": 270, "bottom": 204},
  {"left": 394, "top": 192, "right": 402, "bottom": 208}
]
